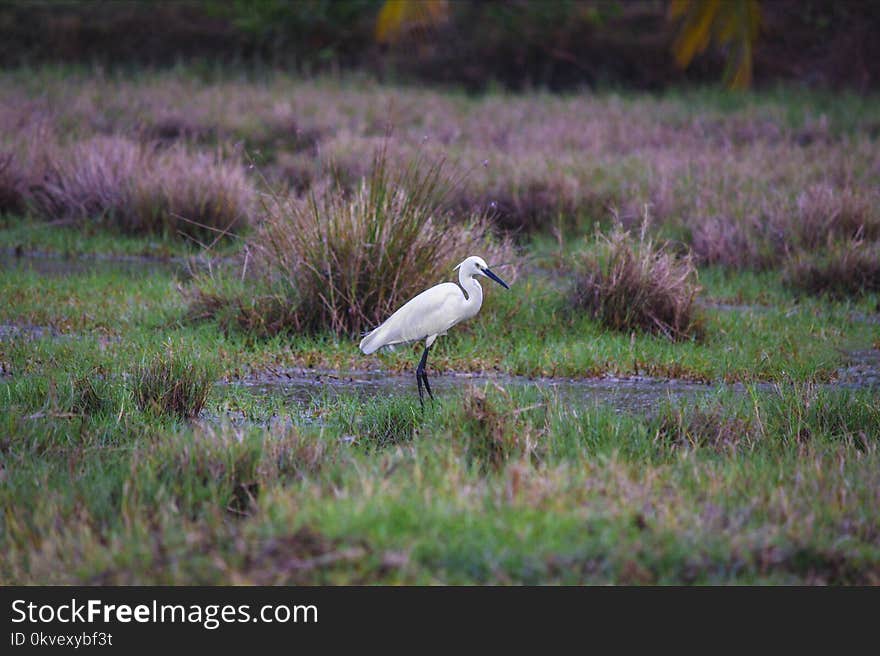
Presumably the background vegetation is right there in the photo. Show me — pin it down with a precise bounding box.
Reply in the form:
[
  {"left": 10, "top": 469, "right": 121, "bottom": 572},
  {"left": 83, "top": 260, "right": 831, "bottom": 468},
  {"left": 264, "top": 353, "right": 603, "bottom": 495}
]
[{"left": 2, "top": 1, "right": 878, "bottom": 91}]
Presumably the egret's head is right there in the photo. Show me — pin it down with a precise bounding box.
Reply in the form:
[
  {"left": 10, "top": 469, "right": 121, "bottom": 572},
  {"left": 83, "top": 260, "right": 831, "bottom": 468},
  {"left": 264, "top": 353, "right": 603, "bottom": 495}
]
[{"left": 454, "top": 256, "right": 510, "bottom": 289}]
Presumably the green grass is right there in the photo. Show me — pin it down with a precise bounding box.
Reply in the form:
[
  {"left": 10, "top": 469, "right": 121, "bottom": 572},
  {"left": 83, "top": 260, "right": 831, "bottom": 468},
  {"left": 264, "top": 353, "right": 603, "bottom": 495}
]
[
  {"left": 0, "top": 214, "right": 233, "bottom": 258},
  {"left": 2, "top": 380, "right": 878, "bottom": 584},
  {"left": 132, "top": 344, "right": 215, "bottom": 419},
  {"left": 1, "top": 226, "right": 878, "bottom": 583}
]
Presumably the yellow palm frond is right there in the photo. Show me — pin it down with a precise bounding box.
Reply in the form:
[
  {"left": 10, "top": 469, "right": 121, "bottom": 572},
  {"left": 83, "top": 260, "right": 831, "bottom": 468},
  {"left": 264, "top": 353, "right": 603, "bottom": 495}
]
[
  {"left": 670, "top": 0, "right": 762, "bottom": 89},
  {"left": 376, "top": 0, "right": 449, "bottom": 45}
]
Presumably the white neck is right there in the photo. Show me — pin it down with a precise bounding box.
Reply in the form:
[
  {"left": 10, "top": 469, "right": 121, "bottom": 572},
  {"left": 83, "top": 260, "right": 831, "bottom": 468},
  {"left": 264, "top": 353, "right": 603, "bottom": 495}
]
[{"left": 458, "top": 269, "right": 483, "bottom": 316}]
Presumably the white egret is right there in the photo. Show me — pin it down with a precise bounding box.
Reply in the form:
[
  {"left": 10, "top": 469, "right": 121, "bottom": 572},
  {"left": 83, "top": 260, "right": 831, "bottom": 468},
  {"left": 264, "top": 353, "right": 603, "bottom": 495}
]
[{"left": 359, "top": 255, "right": 510, "bottom": 403}]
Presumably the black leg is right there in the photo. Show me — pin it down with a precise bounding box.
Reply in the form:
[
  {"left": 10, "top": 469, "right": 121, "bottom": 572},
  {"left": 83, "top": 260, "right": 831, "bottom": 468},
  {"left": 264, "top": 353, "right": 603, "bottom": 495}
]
[
  {"left": 422, "top": 369, "right": 434, "bottom": 401},
  {"left": 415, "top": 345, "right": 433, "bottom": 405}
]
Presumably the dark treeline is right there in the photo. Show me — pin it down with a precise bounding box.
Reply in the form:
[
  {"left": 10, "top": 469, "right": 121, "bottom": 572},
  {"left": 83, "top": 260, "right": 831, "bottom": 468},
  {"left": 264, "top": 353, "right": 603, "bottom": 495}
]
[{"left": 1, "top": 0, "right": 877, "bottom": 91}]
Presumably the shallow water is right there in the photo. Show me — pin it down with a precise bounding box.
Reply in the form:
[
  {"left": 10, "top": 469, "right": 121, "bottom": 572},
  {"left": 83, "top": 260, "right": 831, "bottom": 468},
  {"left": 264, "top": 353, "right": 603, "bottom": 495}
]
[
  {"left": 0, "top": 250, "right": 191, "bottom": 279},
  {"left": 838, "top": 349, "right": 880, "bottom": 388},
  {"left": 234, "top": 368, "right": 749, "bottom": 415},
  {"left": 0, "top": 323, "right": 62, "bottom": 341},
  {"left": 231, "top": 345, "right": 879, "bottom": 418}
]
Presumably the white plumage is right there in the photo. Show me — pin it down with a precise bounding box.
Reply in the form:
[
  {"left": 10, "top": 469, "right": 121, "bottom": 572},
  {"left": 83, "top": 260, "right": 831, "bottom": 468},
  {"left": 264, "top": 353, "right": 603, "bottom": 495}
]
[{"left": 359, "top": 255, "right": 510, "bottom": 402}]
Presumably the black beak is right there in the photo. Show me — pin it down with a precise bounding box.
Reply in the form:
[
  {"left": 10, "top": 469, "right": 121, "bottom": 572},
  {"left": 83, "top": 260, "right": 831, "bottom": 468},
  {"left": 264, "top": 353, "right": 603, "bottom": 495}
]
[{"left": 483, "top": 267, "right": 510, "bottom": 290}]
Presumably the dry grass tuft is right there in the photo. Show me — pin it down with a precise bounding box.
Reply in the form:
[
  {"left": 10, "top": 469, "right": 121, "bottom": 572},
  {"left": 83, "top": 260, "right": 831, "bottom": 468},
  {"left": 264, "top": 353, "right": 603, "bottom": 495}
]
[
  {"left": 0, "top": 151, "right": 29, "bottom": 215},
  {"left": 654, "top": 403, "right": 757, "bottom": 454},
  {"left": 460, "top": 386, "right": 540, "bottom": 470},
  {"left": 35, "top": 136, "right": 141, "bottom": 223},
  {"left": 690, "top": 214, "right": 769, "bottom": 269},
  {"left": 138, "top": 144, "right": 255, "bottom": 238},
  {"left": 785, "top": 184, "right": 880, "bottom": 250},
  {"left": 34, "top": 136, "right": 253, "bottom": 238},
  {"left": 784, "top": 239, "right": 880, "bottom": 298},
  {"left": 189, "top": 147, "right": 516, "bottom": 337},
  {"left": 571, "top": 222, "right": 703, "bottom": 340}
]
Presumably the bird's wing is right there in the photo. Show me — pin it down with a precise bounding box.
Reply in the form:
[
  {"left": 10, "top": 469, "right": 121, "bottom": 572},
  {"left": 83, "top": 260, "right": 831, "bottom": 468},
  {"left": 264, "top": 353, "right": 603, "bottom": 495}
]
[{"left": 359, "top": 283, "right": 464, "bottom": 354}]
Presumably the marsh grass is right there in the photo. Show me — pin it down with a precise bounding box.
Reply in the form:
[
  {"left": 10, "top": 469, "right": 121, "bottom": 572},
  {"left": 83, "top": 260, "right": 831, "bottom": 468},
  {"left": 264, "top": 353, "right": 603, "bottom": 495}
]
[
  {"left": 1, "top": 253, "right": 870, "bottom": 384},
  {"left": 1, "top": 369, "right": 121, "bottom": 424},
  {"left": 459, "top": 385, "right": 544, "bottom": 471},
  {"left": 653, "top": 400, "right": 757, "bottom": 454},
  {"left": 189, "top": 146, "right": 516, "bottom": 337},
  {"left": 141, "top": 423, "right": 330, "bottom": 516},
  {"left": 0, "top": 152, "right": 28, "bottom": 215},
  {"left": 34, "top": 136, "right": 254, "bottom": 238},
  {"left": 571, "top": 223, "right": 703, "bottom": 341},
  {"left": 326, "top": 385, "right": 548, "bottom": 467},
  {"left": 131, "top": 345, "right": 213, "bottom": 419},
  {"left": 784, "top": 184, "right": 880, "bottom": 251},
  {"left": 185, "top": 274, "right": 300, "bottom": 338},
  {"left": 139, "top": 144, "right": 255, "bottom": 238},
  {"left": 649, "top": 384, "right": 880, "bottom": 456},
  {"left": 689, "top": 214, "right": 769, "bottom": 269},
  {"left": 5, "top": 72, "right": 880, "bottom": 264},
  {"left": 330, "top": 395, "right": 426, "bottom": 450},
  {"left": 3, "top": 367, "right": 880, "bottom": 584},
  {"left": 784, "top": 240, "right": 880, "bottom": 298},
  {"left": 690, "top": 184, "right": 880, "bottom": 270},
  {"left": 3, "top": 74, "right": 880, "bottom": 584},
  {"left": 764, "top": 384, "right": 880, "bottom": 450},
  {"left": 69, "top": 368, "right": 117, "bottom": 417}
]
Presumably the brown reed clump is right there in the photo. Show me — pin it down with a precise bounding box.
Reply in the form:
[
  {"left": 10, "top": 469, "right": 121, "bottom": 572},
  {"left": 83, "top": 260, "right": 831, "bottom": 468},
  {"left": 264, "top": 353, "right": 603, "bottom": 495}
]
[
  {"left": 689, "top": 214, "right": 770, "bottom": 269},
  {"left": 189, "top": 146, "right": 516, "bottom": 337},
  {"left": 34, "top": 136, "right": 253, "bottom": 238},
  {"left": 461, "top": 386, "right": 538, "bottom": 471},
  {"left": 571, "top": 223, "right": 703, "bottom": 341},
  {"left": 784, "top": 239, "right": 880, "bottom": 298},
  {"left": 0, "top": 152, "right": 29, "bottom": 215},
  {"left": 653, "top": 403, "right": 757, "bottom": 454},
  {"left": 785, "top": 184, "right": 880, "bottom": 251},
  {"left": 137, "top": 144, "right": 255, "bottom": 237}
]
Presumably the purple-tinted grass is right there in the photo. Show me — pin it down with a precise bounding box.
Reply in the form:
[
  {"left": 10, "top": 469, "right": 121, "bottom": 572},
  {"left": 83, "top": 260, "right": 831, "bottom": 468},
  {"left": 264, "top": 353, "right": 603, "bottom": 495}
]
[
  {"left": 784, "top": 239, "right": 880, "bottom": 298},
  {"left": 571, "top": 223, "right": 703, "bottom": 341},
  {"left": 34, "top": 136, "right": 253, "bottom": 237},
  {"left": 3, "top": 74, "right": 878, "bottom": 263},
  {"left": 0, "top": 151, "right": 27, "bottom": 215}
]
